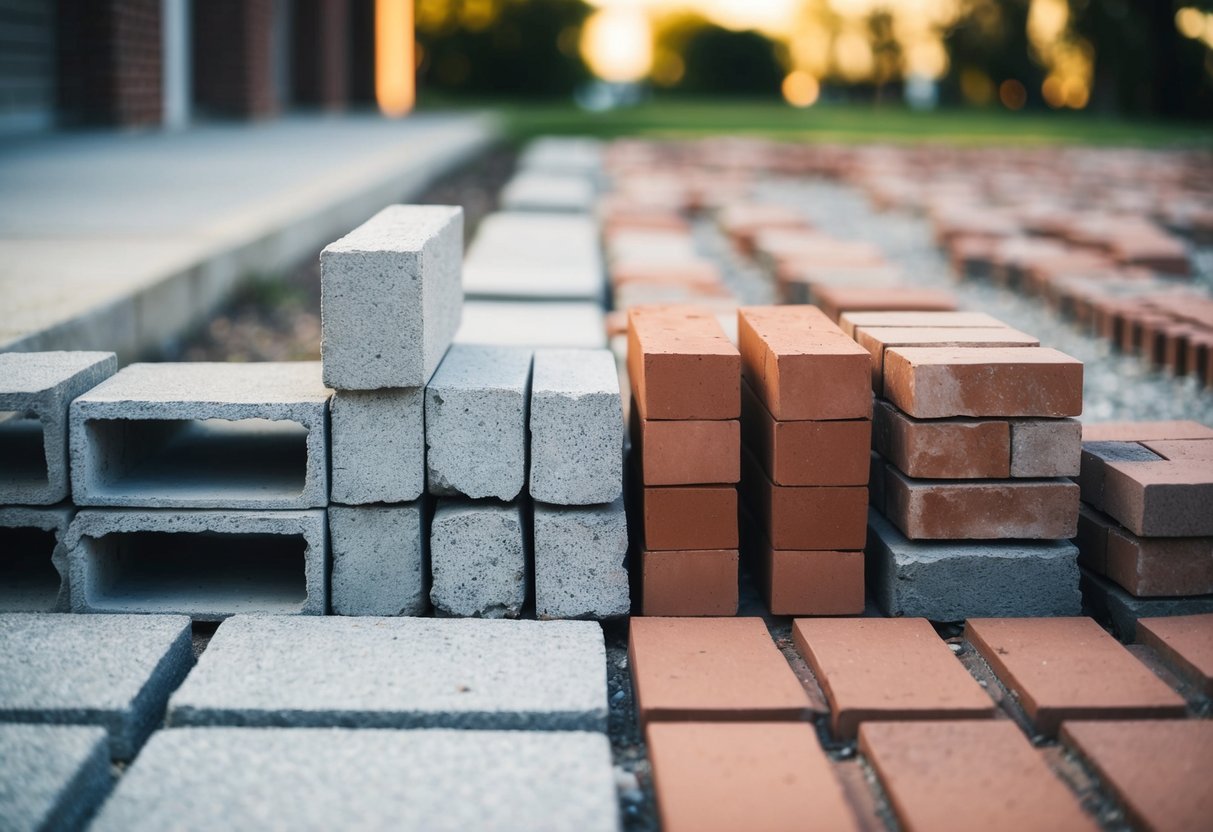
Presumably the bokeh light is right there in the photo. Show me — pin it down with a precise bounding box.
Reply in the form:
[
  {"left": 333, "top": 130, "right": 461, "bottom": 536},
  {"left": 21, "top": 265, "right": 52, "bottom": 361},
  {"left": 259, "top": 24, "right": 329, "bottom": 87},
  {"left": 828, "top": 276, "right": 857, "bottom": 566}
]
[
  {"left": 782, "top": 70, "right": 821, "bottom": 107},
  {"left": 582, "top": 6, "right": 654, "bottom": 83}
]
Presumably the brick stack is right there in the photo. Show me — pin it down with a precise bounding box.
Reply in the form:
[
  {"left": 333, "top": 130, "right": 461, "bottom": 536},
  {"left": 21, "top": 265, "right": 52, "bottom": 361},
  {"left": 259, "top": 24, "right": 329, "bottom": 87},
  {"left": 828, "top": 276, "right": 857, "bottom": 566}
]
[
  {"left": 1076, "top": 420, "right": 1213, "bottom": 638},
  {"left": 628, "top": 305, "right": 740, "bottom": 616},
  {"left": 736, "top": 306, "right": 871, "bottom": 615}
]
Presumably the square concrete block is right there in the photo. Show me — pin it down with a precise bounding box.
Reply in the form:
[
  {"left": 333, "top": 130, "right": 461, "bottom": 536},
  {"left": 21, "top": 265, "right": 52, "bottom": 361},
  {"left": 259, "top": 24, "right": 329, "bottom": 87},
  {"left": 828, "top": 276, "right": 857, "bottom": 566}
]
[
  {"left": 430, "top": 500, "right": 527, "bottom": 618},
  {"left": 0, "top": 351, "right": 116, "bottom": 505},
  {"left": 426, "top": 345, "right": 531, "bottom": 501},
  {"left": 0, "top": 724, "right": 112, "bottom": 832},
  {"left": 330, "top": 388, "right": 424, "bottom": 504},
  {"left": 1010, "top": 418, "right": 1082, "bottom": 478},
  {"left": 320, "top": 205, "right": 463, "bottom": 390},
  {"left": 67, "top": 509, "right": 328, "bottom": 620},
  {"left": 529, "top": 349, "right": 623, "bottom": 505},
  {"left": 90, "top": 727, "right": 619, "bottom": 832},
  {"left": 0, "top": 613, "right": 193, "bottom": 760},
  {"left": 70, "top": 362, "right": 331, "bottom": 509},
  {"left": 167, "top": 616, "right": 608, "bottom": 731},
  {"left": 534, "top": 499, "right": 630, "bottom": 620},
  {"left": 330, "top": 504, "right": 427, "bottom": 617},
  {"left": 0, "top": 505, "right": 73, "bottom": 612}
]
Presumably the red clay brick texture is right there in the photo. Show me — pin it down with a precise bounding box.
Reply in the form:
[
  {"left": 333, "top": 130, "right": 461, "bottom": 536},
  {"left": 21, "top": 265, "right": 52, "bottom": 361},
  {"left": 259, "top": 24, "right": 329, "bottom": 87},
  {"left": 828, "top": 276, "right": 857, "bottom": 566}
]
[
  {"left": 640, "top": 486, "right": 738, "bottom": 551},
  {"left": 639, "top": 550, "right": 738, "bottom": 617},
  {"left": 1136, "top": 614, "right": 1213, "bottom": 696},
  {"left": 859, "top": 721, "right": 1096, "bottom": 832},
  {"left": 873, "top": 400, "right": 1011, "bottom": 479},
  {"left": 742, "top": 381, "right": 870, "bottom": 486},
  {"left": 748, "top": 538, "right": 865, "bottom": 616},
  {"left": 742, "top": 450, "right": 867, "bottom": 550},
  {"left": 1062, "top": 720, "right": 1213, "bottom": 832},
  {"left": 1101, "top": 460, "right": 1213, "bottom": 537},
  {"left": 965, "top": 617, "right": 1187, "bottom": 736},
  {"left": 812, "top": 286, "right": 958, "bottom": 323},
  {"left": 793, "top": 618, "right": 995, "bottom": 740},
  {"left": 854, "top": 325, "right": 1039, "bottom": 393},
  {"left": 631, "top": 411, "right": 740, "bottom": 486},
  {"left": 627, "top": 306, "right": 740, "bottom": 421},
  {"left": 1077, "top": 506, "right": 1213, "bottom": 597},
  {"left": 1081, "top": 420, "right": 1213, "bottom": 442},
  {"left": 629, "top": 617, "right": 814, "bottom": 725},
  {"left": 647, "top": 722, "right": 858, "bottom": 832},
  {"left": 838, "top": 310, "right": 1006, "bottom": 338}
]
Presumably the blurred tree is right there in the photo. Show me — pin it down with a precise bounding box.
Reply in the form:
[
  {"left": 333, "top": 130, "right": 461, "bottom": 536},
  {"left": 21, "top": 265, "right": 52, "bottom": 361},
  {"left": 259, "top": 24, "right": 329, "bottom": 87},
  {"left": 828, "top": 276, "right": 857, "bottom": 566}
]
[
  {"left": 677, "top": 25, "right": 785, "bottom": 96},
  {"left": 868, "top": 10, "right": 903, "bottom": 102},
  {"left": 943, "top": 0, "right": 1046, "bottom": 108}
]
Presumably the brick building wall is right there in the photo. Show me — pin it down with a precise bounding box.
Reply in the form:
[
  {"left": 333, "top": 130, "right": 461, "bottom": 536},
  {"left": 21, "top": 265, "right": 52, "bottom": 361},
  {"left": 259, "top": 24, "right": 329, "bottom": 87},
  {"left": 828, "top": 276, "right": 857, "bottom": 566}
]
[
  {"left": 56, "top": 0, "right": 162, "bottom": 127},
  {"left": 292, "top": 0, "right": 350, "bottom": 109},
  {"left": 193, "top": 0, "right": 277, "bottom": 118}
]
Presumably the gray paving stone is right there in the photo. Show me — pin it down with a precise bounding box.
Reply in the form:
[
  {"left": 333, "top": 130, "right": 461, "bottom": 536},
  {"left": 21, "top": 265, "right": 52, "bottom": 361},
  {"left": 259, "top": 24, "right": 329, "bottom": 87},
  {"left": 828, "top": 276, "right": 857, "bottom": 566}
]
[
  {"left": 330, "top": 388, "right": 424, "bottom": 504},
  {"left": 0, "top": 505, "right": 73, "bottom": 612},
  {"left": 456, "top": 300, "right": 608, "bottom": 349},
  {"left": 90, "top": 727, "right": 618, "bottom": 832},
  {"left": 66, "top": 509, "right": 327, "bottom": 619},
  {"left": 429, "top": 500, "right": 527, "bottom": 618},
  {"left": 0, "top": 613, "right": 193, "bottom": 760},
  {"left": 866, "top": 509, "right": 1082, "bottom": 621},
  {"left": 0, "top": 351, "right": 116, "bottom": 505},
  {"left": 426, "top": 345, "right": 531, "bottom": 500},
  {"left": 518, "top": 137, "right": 603, "bottom": 177},
  {"left": 167, "top": 616, "right": 608, "bottom": 731},
  {"left": 529, "top": 349, "right": 623, "bottom": 506},
  {"left": 0, "top": 724, "right": 111, "bottom": 832},
  {"left": 534, "top": 499, "right": 630, "bottom": 620},
  {"left": 462, "top": 213, "right": 603, "bottom": 302},
  {"left": 499, "top": 173, "right": 596, "bottom": 213},
  {"left": 330, "top": 504, "right": 427, "bottom": 617},
  {"left": 1080, "top": 568, "right": 1213, "bottom": 641},
  {"left": 69, "top": 362, "right": 331, "bottom": 509},
  {"left": 320, "top": 205, "right": 463, "bottom": 390}
]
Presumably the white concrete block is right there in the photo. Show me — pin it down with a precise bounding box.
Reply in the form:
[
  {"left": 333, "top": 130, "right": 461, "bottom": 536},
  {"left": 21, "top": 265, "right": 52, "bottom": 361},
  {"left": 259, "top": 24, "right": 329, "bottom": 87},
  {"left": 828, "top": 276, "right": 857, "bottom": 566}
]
[
  {"left": 331, "top": 388, "right": 424, "bottom": 504},
  {"left": 330, "top": 504, "right": 427, "bottom": 617},
  {"left": 534, "top": 499, "right": 630, "bottom": 620},
  {"left": 430, "top": 501, "right": 526, "bottom": 618},
  {"left": 0, "top": 505, "right": 74, "bottom": 612}
]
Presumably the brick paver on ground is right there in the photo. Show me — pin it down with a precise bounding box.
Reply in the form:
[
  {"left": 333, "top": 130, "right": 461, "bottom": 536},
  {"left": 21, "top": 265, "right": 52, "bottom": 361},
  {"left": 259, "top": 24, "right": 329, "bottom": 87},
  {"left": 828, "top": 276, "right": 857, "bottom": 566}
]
[
  {"left": 1136, "top": 614, "right": 1213, "bottom": 696},
  {"left": 0, "top": 724, "right": 111, "bottom": 832}
]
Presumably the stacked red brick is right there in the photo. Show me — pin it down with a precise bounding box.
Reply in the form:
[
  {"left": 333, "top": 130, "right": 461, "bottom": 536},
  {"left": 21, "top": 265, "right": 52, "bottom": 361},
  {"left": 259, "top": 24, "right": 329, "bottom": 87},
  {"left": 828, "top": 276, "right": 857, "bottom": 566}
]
[
  {"left": 628, "top": 306, "right": 740, "bottom": 615},
  {"left": 737, "top": 306, "right": 871, "bottom": 615}
]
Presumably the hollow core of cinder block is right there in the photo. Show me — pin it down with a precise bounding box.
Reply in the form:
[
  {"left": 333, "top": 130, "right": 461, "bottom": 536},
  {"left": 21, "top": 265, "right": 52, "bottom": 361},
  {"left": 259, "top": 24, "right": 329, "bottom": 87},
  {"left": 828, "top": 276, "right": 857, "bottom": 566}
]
[
  {"left": 0, "top": 412, "right": 50, "bottom": 492},
  {"left": 0, "top": 526, "right": 61, "bottom": 612}
]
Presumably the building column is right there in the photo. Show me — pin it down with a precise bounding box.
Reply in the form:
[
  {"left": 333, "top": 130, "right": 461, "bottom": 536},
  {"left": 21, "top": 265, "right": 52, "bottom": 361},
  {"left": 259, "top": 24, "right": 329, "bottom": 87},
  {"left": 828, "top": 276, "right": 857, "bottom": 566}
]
[
  {"left": 161, "top": 0, "right": 190, "bottom": 128},
  {"left": 57, "top": 0, "right": 163, "bottom": 127},
  {"left": 192, "top": 0, "right": 277, "bottom": 119},
  {"left": 292, "top": 0, "right": 350, "bottom": 110}
]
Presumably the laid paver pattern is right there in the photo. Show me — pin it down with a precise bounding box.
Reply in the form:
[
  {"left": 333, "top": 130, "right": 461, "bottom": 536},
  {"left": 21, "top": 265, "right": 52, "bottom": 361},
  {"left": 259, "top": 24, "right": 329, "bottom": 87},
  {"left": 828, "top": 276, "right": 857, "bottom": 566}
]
[
  {"left": 1136, "top": 613, "right": 1213, "bottom": 696},
  {"left": 0, "top": 724, "right": 111, "bottom": 832}
]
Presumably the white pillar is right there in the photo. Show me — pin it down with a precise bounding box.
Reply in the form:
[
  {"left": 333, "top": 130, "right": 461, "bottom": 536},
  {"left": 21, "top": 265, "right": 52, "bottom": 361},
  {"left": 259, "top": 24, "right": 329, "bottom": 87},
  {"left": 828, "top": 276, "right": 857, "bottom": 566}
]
[{"left": 161, "top": 0, "right": 191, "bottom": 129}]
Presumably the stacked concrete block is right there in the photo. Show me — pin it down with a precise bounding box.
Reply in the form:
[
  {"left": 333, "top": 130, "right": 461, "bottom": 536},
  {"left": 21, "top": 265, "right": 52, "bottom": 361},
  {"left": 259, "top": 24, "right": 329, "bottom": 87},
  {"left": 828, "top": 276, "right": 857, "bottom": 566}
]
[
  {"left": 627, "top": 305, "right": 740, "bottom": 616},
  {"left": 430, "top": 501, "right": 527, "bottom": 618},
  {"left": 737, "top": 306, "right": 871, "bottom": 616},
  {"left": 0, "top": 505, "right": 73, "bottom": 612}
]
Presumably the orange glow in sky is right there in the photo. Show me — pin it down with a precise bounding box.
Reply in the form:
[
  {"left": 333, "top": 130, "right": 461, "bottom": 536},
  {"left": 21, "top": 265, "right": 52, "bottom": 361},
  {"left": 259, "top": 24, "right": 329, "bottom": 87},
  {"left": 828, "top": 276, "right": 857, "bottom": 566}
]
[{"left": 376, "top": 0, "right": 415, "bottom": 117}]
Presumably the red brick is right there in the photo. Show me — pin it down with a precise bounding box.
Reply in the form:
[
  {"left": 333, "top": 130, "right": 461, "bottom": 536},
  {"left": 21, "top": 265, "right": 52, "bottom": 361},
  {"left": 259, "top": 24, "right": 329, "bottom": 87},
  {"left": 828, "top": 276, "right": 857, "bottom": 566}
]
[
  {"left": 873, "top": 400, "right": 1010, "bottom": 479},
  {"left": 1106, "top": 524, "right": 1213, "bottom": 597},
  {"left": 1081, "top": 420, "right": 1213, "bottom": 442},
  {"left": 1010, "top": 418, "right": 1082, "bottom": 477},
  {"left": 854, "top": 325, "right": 1038, "bottom": 393},
  {"left": 812, "top": 286, "right": 958, "bottom": 322},
  {"left": 641, "top": 485, "right": 738, "bottom": 551},
  {"left": 629, "top": 617, "right": 814, "bottom": 725},
  {"left": 1138, "top": 438, "right": 1213, "bottom": 462},
  {"left": 741, "top": 450, "right": 867, "bottom": 550},
  {"left": 859, "top": 721, "right": 1096, "bottom": 832},
  {"left": 965, "top": 617, "right": 1187, "bottom": 736},
  {"left": 1136, "top": 614, "right": 1213, "bottom": 696},
  {"left": 737, "top": 305, "right": 872, "bottom": 421},
  {"left": 793, "top": 617, "right": 995, "bottom": 739},
  {"left": 1102, "top": 460, "right": 1213, "bottom": 537},
  {"left": 838, "top": 310, "right": 1006, "bottom": 338},
  {"left": 1078, "top": 441, "right": 1163, "bottom": 511},
  {"left": 884, "top": 346, "right": 1083, "bottom": 419},
  {"left": 631, "top": 410, "right": 740, "bottom": 486},
  {"left": 639, "top": 550, "right": 738, "bottom": 617},
  {"left": 746, "top": 531, "right": 865, "bottom": 616},
  {"left": 1061, "top": 720, "right": 1213, "bottom": 832},
  {"left": 647, "top": 722, "right": 858, "bottom": 832},
  {"left": 741, "top": 381, "right": 870, "bottom": 486},
  {"left": 627, "top": 306, "right": 740, "bottom": 420}
]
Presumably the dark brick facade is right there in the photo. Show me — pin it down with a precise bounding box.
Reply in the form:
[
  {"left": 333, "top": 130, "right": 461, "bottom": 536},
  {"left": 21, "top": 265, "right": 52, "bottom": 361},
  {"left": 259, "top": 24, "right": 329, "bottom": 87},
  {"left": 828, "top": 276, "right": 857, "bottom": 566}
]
[
  {"left": 192, "top": 0, "right": 277, "bottom": 119},
  {"left": 293, "top": 0, "right": 350, "bottom": 109},
  {"left": 57, "top": 0, "right": 162, "bottom": 127}
]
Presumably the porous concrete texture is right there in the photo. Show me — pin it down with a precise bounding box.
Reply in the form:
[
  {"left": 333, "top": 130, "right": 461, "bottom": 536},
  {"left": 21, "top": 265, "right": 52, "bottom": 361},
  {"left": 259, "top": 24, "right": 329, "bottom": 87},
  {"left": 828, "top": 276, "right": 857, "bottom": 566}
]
[
  {"left": 529, "top": 349, "right": 623, "bottom": 506},
  {"left": 320, "top": 205, "right": 463, "bottom": 390},
  {"left": 534, "top": 499, "right": 630, "bottom": 620},
  {"left": 0, "top": 505, "right": 73, "bottom": 612},
  {"left": 866, "top": 510, "right": 1082, "bottom": 621},
  {"left": 426, "top": 345, "right": 532, "bottom": 501},
  {"left": 90, "top": 727, "right": 619, "bottom": 832},
  {"left": 69, "top": 362, "right": 331, "bottom": 509},
  {"left": 499, "top": 172, "right": 596, "bottom": 213},
  {"left": 330, "top": 504, "right": 427, "bottom": 617},
  {"left": 429, "top": 500, "right": 527, "bottom": 618},
  {"left": 1081, "top": 569, "right": 1213, "bottom": 641},
  {"left": 0, "top": 724, "right": 111, "bottom": 832},
  {"left": 0, "top": 351, "right": 116, "bottom": 505},
  {"left": 462, "top": 212, "right": 603, "bottom": 301},
  {"left": 167, "top": 616, "right": 608, "bottom": 732},
  {"left": 1010, "top": 418, "right": 1082, "bottom": 478},
  {"left": 67, "top": 509, "right": 327, "bottom": 619},
  {"left": 0, "top": 613, "right": 192, "bottom": 760},
  {"left": 330, "top": 387, "right": 424, "bottom": 504},
  {"left": 456, "top": 300, "right": 608, "bottom": 349}
]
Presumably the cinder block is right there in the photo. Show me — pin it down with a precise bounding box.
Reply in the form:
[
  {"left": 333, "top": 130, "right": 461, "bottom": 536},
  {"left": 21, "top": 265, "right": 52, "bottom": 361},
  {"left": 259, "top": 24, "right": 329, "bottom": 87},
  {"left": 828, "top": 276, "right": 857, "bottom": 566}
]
[
  {"left": 0, "top": 351, "right": 116, "bottom": 505},
  {"left": 529, "top": 349, "right": 623, "bottom": 505},
  {"left": 67, "top": 509, "right": 327, "bottom": 620},
  {"left": 320, "top": 205, "right": 463, "bottom": 390},
  {"left": 1010, "top": 418, "right": 1081, "bottom": 477},
  {"left": 430, "top": 501, "right": 526, "bottom": 618},
  {"left": 426, "top": 345, "right": 531, "bottom": 501},
  {"left": 0, "top": 613, "right": 193, "bottom": 760},
  {"left": 1080, "top": 569, "right": 1213, "bottom": 641},
  {"left": 70, "top": 362, "right": 331, "bottom": 509},
  {"left": 330, "top": 505, "right": 427, "bottom": 617},
  {"left": 330, "top": 388, "right": 424, "bottom": 504},
  {"left": 167, "top": 616, "right": 608, "bottom": 731},
  {"left": 91, "top": 727, "right": 619, "bottom": 832},
  {"left": 0, "top": 505, "right": 73, "bottom": 612},
  {"left": 0, "top": 725, "right": 112, "bottom": 832},
  {"left": 867, "top": 510, "right": 1081, "bottom": 621},
  {"left": 534, "top": 499, "right": 630, "bottom": 620}
]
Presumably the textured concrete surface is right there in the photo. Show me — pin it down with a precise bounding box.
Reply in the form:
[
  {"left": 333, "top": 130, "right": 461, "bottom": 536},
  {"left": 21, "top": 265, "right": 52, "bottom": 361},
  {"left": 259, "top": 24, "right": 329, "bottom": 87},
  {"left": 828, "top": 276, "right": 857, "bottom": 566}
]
[
  {"left": 0, "top": 351, "right": 116, "bottom": 505},
  {"left": 90, "top": 727, "right": 619, "bottom": 832},
  {"left": 429, "top": 501, "right": 527, "bottom": 619},
  {"left": 0, "top": 504, "right": 73, "bottom": 612},
  {"left": 867, "top": 510, "right": 1082, "bottom": 621},
  {"left": 0, "top": 613, "right": 192, "bottom": 759},
  {"left": 534, "top": 499, "right": 630, "bottom": 620},
  {"left": 67, "top": 509, "right": 327, "bottom": 619},
  {"left": 499, "top": 173, "right": 596, "bottom": 213},
  {"left": 1010, "top": 418, "right": 1082, "bottom": 477},
  {"left": 330, "top": 388, "right": 424, "bottom": 504},
  {"left": 456, "top": 301, "right": 608, "bottom": 349},
  {"left": 1081, "top": 569, "right": 1213, "bottom": 641},
  {"left": 426, "top": 345, "right": 531, "bottom": 501},
  {"left": 168, "top": 616, "right": 608, "bottom": 731},
  {"left": 70, "top": 362, "right": 331, "bottom": 509},
  {"left": 529, "top": 348, "right": 623, "bottom": 506},
  {"left": 462, "top": 212, "right": 602, "bottom": 301},
  {"left": 0, "top": 724, "right": 111, "bottom": 832},
  {"left": 330, "top": 504, "right": 427, "bottom": 617},
  {"left": 321, "top": 205, "right": 462, "bottom": 390}
]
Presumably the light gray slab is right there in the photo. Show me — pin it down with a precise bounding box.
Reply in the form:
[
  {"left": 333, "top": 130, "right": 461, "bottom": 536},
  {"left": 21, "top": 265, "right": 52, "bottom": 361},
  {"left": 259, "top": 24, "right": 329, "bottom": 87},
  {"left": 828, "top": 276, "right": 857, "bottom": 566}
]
[
  {"left": 517, "top": 137, "right": 603, "bottom": 177},
  {"left": 330, "top": 387, "right": 424, "bottom": 504},
  {"left": 500, "top": 173, "right": 595, "bottom": 213},
  {"left": 330, "top": 504, "right": 427, "bottom": 617},
  {"left": 455, "top": 301, "right": 607, "bottom": 349},
  {"left": 0, "top": 724, "right": 111, "bottom": 832},
  {"left": 0, "top": 505, "right": 74, "bottom": 612},
  {"left": 534, "top": 500, "right": 630, "bottom": 620},
  {"left": 462, "top": 212, "right": 602, "bottom": 302}
]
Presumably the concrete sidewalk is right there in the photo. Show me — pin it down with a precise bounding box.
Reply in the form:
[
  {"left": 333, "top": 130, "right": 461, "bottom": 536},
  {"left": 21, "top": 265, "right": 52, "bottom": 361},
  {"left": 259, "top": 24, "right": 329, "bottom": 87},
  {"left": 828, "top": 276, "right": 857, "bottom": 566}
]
[{"left": 0, "top": 113, "right": 497, "bottom": 361}]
